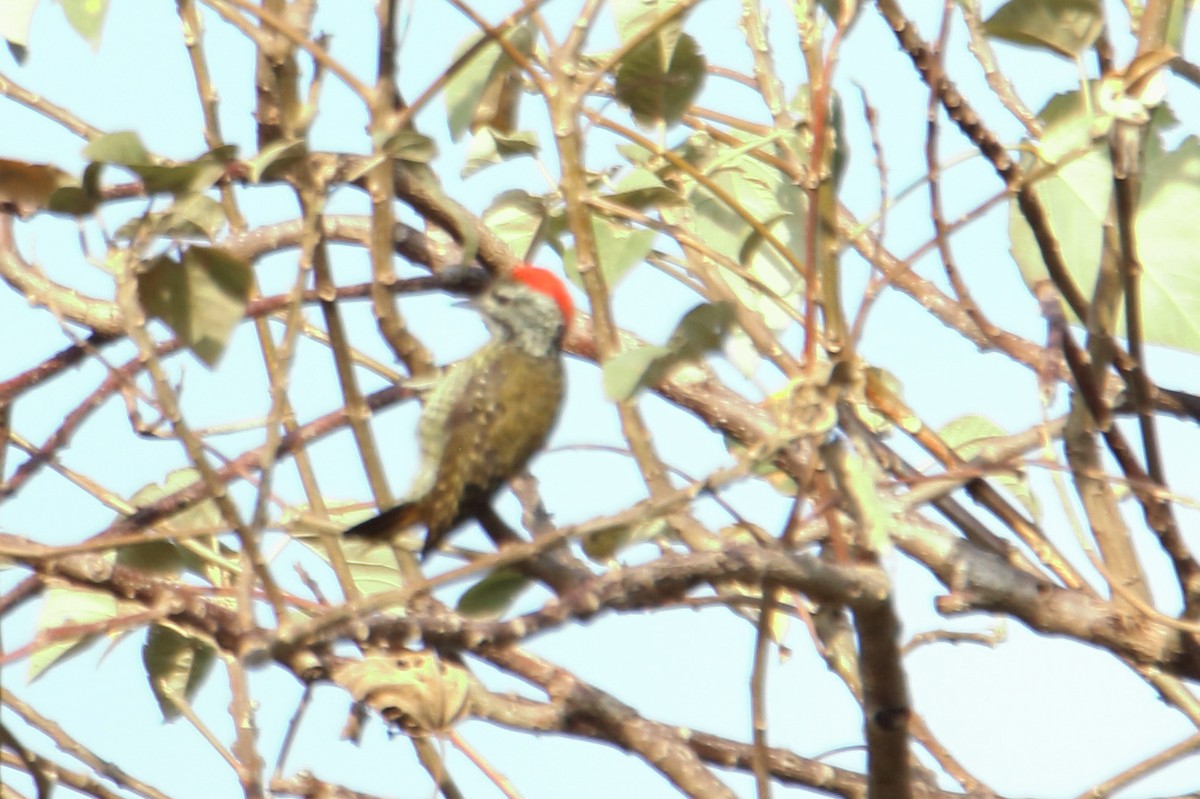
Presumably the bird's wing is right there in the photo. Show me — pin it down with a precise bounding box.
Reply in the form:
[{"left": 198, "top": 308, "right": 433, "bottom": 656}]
[{"left": 403, "top": 356, "right": 478, "bottom": 503}]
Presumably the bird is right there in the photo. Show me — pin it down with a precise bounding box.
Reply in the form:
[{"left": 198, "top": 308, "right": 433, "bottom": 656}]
[{"left": 344, "top": 265, "right": 574, "bottom": 559}]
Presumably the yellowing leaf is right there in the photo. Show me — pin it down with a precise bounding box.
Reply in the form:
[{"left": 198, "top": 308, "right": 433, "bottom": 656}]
[
  {"left": 332, "top": 650, "right": 473, "bottom": 735},
  {"left": 0, "top": 159, "right": 76, "bottom": 217}
]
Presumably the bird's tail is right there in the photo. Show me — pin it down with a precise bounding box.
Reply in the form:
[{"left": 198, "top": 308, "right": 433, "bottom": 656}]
[{"left": 342, "top": 502, "right": 423, "bottom": 542}]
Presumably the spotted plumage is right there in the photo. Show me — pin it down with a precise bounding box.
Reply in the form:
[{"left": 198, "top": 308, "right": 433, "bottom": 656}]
[{"left": 345, "top": 266, "right": 572, "bottom": 558}]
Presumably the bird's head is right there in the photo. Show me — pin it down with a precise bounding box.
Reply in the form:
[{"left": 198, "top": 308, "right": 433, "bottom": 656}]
[{"left": 478, "top": 265, "right": 574, "bottom": 356}]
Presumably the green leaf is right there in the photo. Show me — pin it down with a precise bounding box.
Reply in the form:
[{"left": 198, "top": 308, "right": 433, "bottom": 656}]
[
  {"left": 133, "top": 145, "right": 237, "bottom": 196},
  {"left": 1029, "top": 90, "right": 1104, "bottom": 164},
  {"left": 286, "top": 502, "right": 410, "bottom": 597},
  {"left": 120, "top": 468, "right": 226, "bottom": 581},
  {"left": 135, "top": 163, "right": 216, "bottom": 196},
  {"left": 668, "top": 300, "right": 734, "bottom": 353},
  {"left": 462, "top": 128, "right": 539, "bottom": 178},
  {"left": 84, "top": 131, "right": 152, "bottom": 166},
  {"left": 595, "top": 219, "right": 655, "bottom": 285},
  {"left": 1011, "top": 98, "right": 1200, "bottom": 353},
  {"left": 47, "top": 186, "right": 95, "bottom": 215},
  {"left": 611, "top": 0, "right": 687, "bottom": 60},
  {"left": 583, "top": 516, "right": 669, "bottom": 560},
  {"left": 29, "top": 586, "right": 119, "bottom": 681},
  {"left": 602, "top": 302, "right": 734, "bottom": 399},
  {"left": 137, "top": 247, "right": 252, "bottom": 366},
  {"left": 562, "top": 214, "right": 655, "bottom": 289},
  {"left": 247, "top": 139, "right": 305, "bottom": 183},
  {"left": 606, "top": 168, "right": 683, "bottom": 209},
  {"left": 115, "top": 194, "right": 228, "bottom": 242},
  {"left": 376, "top": 130, "right": 437, "bottom": 164},
  {"left": 444, "top": 23, "right": 535, "bottom": 141},
  {"left": 614, "top": 32, "right": 706, "bottom": 127},
  {"left": 159, "top": 194, "right": 227, "bottom": 240},
  {"left": 482, "top": 190, "right": 550, "bottom": 262},
  {"left": 984, "top": 0, "right": 1103, "bottom": 58},
  {"left": 468, "top": 65, "right": 523, "bottom": 136},
  {"left": 939, "top": 415, "right": 1041, "bottom": 522},
  {"left": 939, "top": 415, "right": 1007, "bottom": 454},
  {"left": 84, "top": 138, "right": 235, "bottom": 197},
  {"left": 60, "top": 0, "right": 110, "bottom": 48},
  {"left": 48, "top": 161, "right": 105, "bottom": 216},
  {"left": 337, "top": 538, "right": 409, "bottom": 596},
  {"left": 143, "top": 625, "right": 215, "bottom": 722},
  {"left": 603, "top": 343, "right": 671, "bottom": 401},
  {"left": 684, "top": 130, "right": 808, "bottom": 333},
  {"left": 456, "top": 570, "right": 530, "bottom": 618},
  {"left": 117, "top": 539, "right": 187, "bottom": 576},
  {"left": 616, "top": 140, "right": 656, "bottom": 167},
  {"left": 1123, "top": 135, "right": 1200, "bottom": 351}
]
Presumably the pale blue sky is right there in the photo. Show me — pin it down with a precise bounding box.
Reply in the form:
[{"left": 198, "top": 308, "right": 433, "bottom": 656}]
[{"left": 2, "top": 2, "right": 1199, "bottom": 797}]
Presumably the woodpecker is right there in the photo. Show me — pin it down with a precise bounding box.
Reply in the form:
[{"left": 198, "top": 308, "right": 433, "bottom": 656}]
[{"left": 345, "top": 265, "right": 573, "bottom": 558}]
